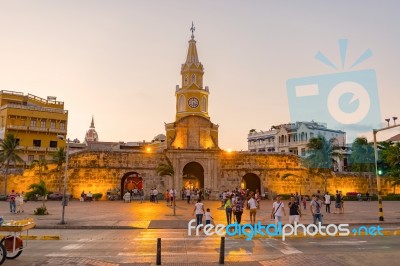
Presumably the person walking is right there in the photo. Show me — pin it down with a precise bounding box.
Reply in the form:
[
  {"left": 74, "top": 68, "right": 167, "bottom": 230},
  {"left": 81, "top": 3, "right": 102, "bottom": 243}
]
[
  {"left": 165, "top": 190, "right": 170, "bottom": 206},
  {"left": 16, "top": 193, "right": 24, "bottom": 213},
  {"left": 310, "top": 194, "right": 323, "bottom": 226},
  {"left": 271, "top": 196, "right": 286, "bottom": 225},
  {"left": 248, "top": 193, "right": 258, "bottom": 226},
  {"left": 234, "top": 195, "right": 245, "bottom": 224},
  {"left": 205, "top": 208, "right": 214, "bottom": 225},
  {"left": 288, "top": 196, "right": 301, "bottom": 225},
  {"left": 324, "top": 192, "right": 331, "bottom": 213},
  {"left": 8, "top": 190, "right": 17, "bottom": 213},
  {"left": 193, "top": 199, "right": 205, "bottom": 227},
  {"left": 139, "top": 188, "right": 144, "bottom": 203},
  {"left": 224, "top": 195, "right": 233, "bottom": 225},
  {"left": 334, "top": 190, "right": 341, "bottom": 214}
]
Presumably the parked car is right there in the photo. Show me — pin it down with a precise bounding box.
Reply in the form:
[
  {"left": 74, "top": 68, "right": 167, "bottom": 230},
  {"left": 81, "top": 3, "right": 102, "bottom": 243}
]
[{"left": 48, "top": 193, "right": 72, "bottom": 200}]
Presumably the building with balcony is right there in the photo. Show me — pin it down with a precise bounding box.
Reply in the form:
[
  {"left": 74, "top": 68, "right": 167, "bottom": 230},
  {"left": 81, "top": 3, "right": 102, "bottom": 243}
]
[
  {"left": 248, "top": 121, "right": 348, "bottom": 170},
  {"left": 0, "top": 90, "right": 68, "bottom": 166}
]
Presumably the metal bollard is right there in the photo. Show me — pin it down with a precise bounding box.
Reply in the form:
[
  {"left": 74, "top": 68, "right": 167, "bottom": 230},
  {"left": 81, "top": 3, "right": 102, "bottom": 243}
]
[
  {"left": 219, "top": 236, "right": 225, "bottom": 264},
  {"left": 156, "top": 238, "right": 161, "bottom": 265}
]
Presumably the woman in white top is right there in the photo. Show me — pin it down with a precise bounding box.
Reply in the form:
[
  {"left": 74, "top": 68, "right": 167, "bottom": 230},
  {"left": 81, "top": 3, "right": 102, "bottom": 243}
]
[
  {"left": 192, "top": 199, "right": 205, "bottom": 226},
  {"left": 16, "top": 193, "right": 24, "bottom": 213}
]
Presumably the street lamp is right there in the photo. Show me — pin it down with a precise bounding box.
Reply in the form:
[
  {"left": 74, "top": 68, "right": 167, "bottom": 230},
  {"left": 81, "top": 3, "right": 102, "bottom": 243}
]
[
  {"left": 373, "top": 117, "right": 400, "bottom": 221},
  {"left": 57, "top": 135, "right": 70, "bottom": 224}
]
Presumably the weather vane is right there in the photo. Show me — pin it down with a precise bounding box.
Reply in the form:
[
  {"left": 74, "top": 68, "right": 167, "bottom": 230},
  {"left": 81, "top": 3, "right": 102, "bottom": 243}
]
[{"left": 190, "top": 21, "right": 195, "bottom": 39}]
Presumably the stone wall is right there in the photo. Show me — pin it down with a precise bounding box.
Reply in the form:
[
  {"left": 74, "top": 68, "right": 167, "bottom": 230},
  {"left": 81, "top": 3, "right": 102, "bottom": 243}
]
[{"left": 2, "top": 150, "right": 394, "bottom": 199}]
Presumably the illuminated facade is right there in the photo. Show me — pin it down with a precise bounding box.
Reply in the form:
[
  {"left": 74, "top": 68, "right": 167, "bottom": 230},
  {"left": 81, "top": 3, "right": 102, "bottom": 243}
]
[{"left": 0, "top": 90, "right": 67, "bottom": 165}]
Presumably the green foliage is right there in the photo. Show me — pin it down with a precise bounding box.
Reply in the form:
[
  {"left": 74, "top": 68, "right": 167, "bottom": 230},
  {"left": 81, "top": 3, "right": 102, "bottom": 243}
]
[
  {"left": 156, "top": 152, "right": 174, "bottom": 177},
  {"left": 277, "top": 194, "right": 291, "bottom": 200},
  {"left": 34, "top": 206, "right": 49, "bottom": 215},
  {"left": 25, "top": 180, "right": 48, "bottom": 208},
  {"left": 350, "top": 137, "right": 375, "bottom": 173},
  {"left": 93, "top": 193, "right": 102, "bottom": 200},
  {"left": 306, "top": 136, "right": 342, "bottom": 170},
  {"left": 0, "top": 133, "right": 24, "bottom": 194}
]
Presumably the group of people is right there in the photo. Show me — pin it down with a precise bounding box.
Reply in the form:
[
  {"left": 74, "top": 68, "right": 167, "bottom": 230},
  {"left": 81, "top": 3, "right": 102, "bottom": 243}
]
[
  {"left": 8, "top": 190, "right": 25, "bottom": 214},
  {"left": 164, "top": 188, "right": 177, "bottom": 206},
  {"left": 80, "top": 191, "right": 93, "bottom": 201}
]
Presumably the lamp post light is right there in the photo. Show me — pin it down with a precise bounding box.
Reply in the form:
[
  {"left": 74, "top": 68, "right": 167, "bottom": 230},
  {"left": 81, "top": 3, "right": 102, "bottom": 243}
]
[
  {"left": 58, "top": 135, "right": 70, "bottom": 224},
  {"left": 373, "top": 117, "right": 400, "bottom": 221}
]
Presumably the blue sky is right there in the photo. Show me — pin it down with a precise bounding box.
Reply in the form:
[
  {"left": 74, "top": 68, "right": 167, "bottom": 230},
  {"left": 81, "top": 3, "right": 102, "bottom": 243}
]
[{"left": 1, "top": 1, "right": 399, "bottom": 150}]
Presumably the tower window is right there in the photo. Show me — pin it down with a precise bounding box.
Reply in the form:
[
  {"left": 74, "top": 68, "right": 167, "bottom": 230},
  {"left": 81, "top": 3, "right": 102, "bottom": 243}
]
[
  {"left": 191, "top": 74, "right": 196, "bottom": 83},
  {"left": 184, "top": 75, "right": 188, "bottom": 85},
  {"left": 201, "top": 96, "right": 207, "bottom": 112},
  {"left": 178, "top": 95, "right": 186, "bottom": 112}
]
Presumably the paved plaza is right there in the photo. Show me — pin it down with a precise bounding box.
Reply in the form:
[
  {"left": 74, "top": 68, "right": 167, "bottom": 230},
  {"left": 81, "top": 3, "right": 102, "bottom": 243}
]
[{"left": 1, "top": 198, "right": 399, "bottom": 229}]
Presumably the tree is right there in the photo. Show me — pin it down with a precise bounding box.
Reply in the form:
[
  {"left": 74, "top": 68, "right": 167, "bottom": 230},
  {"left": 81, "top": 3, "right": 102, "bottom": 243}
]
[
  {"left": 384, "top": 168, "right": 400, "bottom": 194},
  {"left": 0, "top": 133, "right": 24, "bottom": 194},
  {"left": 350, "top": 137, "right": 375, "bottom": 173},
  {"left": 305, "top": 136, "right": 342, "bottom": 192},
  {"left": 52, "top": 147, "right": 66, "bottom": 192},
  {"left": 30, "top": 159, "right": 48, "bottom": 180},
  {"left": 382, "top": 142, "right": 400, "bottom": 168},
  {"left": 25, "top": 179, "right": 49, "bottom": 213}
]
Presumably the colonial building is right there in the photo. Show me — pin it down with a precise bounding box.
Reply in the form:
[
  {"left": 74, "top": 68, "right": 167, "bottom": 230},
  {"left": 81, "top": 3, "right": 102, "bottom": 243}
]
[
  {"left": 248, "top": 121, "right": 346, "bottom": 155},
  {"left": 0, "top": 90, "right": 67, "bottom": 165}
]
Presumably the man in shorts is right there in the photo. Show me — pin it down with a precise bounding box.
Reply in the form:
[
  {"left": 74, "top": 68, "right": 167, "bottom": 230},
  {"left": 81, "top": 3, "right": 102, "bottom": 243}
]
[
  {"left": 248, "top": 193, "right": 258, "bottom": 226},
  {"left": 271, "top": 196, "right": 286, "bottom": 225}
]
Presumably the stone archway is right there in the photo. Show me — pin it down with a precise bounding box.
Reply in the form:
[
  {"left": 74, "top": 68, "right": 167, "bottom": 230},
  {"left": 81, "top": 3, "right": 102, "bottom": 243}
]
[
  {"left": 182, "top": 162, "right": 204, "bottom": 190},
  {"left": 121, "top": 172, "right": 142, "bottom": 195},
  {"left": 241, "top": 173, "right": 261, "bottom": 194}
]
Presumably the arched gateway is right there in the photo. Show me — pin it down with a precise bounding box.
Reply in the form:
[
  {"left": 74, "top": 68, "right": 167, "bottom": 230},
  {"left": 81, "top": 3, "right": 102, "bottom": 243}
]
[
  {"left": 121, "top": 172, "right": 143, "bottom": 195},
  {"left": 182, "top": 162, "right": 204, "bottom": 190},
  {"left": 241, "top": 173, "right": 261, "bottom": 194}
]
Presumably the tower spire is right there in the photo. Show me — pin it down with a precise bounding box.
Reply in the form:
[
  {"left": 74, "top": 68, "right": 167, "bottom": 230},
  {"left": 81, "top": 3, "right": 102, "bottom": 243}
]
[
  {"left": 90, "top": 115, "right": 95, "bottom": 128},
  {"left": 185, "top": 22, "right": 199, "bottom": 65}
]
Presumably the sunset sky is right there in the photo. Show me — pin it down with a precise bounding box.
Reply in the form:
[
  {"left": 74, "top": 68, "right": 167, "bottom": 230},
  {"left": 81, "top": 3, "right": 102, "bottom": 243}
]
[{"left": 1, "top": 1, "right": 399, "bottom": 150}]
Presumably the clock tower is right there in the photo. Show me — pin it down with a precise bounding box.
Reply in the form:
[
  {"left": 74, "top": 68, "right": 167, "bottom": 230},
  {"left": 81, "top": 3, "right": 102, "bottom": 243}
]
[
  {"left": 175, "top": 23, "right": 210, "bottom": 121},
  {"left": 165, "top": 24, "right": 219, "bottom": 150}
]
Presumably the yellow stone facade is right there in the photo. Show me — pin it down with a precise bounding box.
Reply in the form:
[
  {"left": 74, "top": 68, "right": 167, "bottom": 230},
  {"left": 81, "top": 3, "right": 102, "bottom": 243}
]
[{"left": 0, "top": 90, "right": 67, "bottom": 165}]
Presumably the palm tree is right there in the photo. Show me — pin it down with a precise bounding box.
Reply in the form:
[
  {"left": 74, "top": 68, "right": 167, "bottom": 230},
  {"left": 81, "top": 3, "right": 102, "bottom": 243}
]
[
  {"left": 382, "top": 142, "right": 400, "bottom": 168},
  {"left": 305, "top": 135, "right": 342, "bottom": 192},
  {"left": 25, "top": 179, "right": 48, "bottom": 210},
  {"left": 156, "top": 151, "right": 175, "bottom": 215},
  {"left": 384, "top": 168, "right": 400, "bottom": 194},
  {"left": 53, "top": 147, "right": 66, "bottom": 192},
  {"left": 350, "top": 137, "right": 375, "bottom": 173},
  {"left": 0, "top": 133, "right": 24, "bottom": 194},
  {"left": 30, "top": 158, "right": 48, "bottom": 180}
]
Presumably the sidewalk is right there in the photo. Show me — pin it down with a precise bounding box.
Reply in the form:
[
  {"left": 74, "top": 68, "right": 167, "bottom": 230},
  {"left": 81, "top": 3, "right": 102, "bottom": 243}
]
[{"left": 1, "top": 199, "right": 399, "bottom": 229}]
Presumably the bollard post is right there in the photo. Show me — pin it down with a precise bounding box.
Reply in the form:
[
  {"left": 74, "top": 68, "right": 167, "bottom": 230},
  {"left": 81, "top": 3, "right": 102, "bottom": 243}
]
[
  {"left": 156, "top": 238, "right": 161, "bottom": 265},
  {"left": 219, "top": 236, "right": 225, "bottom": 264}
]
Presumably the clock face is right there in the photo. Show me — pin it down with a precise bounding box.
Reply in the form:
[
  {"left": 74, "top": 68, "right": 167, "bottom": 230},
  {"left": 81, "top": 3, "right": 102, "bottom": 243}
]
[{"left": 188, "top": 97, "right": 199, "bottom": 108}]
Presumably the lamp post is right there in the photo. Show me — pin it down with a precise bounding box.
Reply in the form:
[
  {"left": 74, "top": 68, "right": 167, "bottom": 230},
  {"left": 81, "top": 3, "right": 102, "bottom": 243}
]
[
  {"left": 58, "top": 135, "right": 69, "bottom": 224},
  {"left": 372, "top": 117, "right": 400, "bottom": 221}
]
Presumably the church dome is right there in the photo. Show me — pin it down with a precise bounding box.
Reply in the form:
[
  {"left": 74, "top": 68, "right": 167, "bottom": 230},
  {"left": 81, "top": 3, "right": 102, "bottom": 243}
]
[{"left": 85, "top": 116, "right": 99, "bottom": 142}]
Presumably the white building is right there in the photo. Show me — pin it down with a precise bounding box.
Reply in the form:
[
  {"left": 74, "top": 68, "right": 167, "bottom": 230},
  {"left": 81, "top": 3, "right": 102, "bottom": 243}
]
[{"left": 248, "top": 121, "right": 347, "bottom": 170}]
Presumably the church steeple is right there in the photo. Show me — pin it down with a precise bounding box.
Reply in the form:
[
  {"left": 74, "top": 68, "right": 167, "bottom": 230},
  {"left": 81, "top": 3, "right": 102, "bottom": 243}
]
[
  {"left": 90, "top": 115, "right": 95, "bottom": 128},
  {"left": 175, "top": 23, "right": 210, "bottom": 121}
]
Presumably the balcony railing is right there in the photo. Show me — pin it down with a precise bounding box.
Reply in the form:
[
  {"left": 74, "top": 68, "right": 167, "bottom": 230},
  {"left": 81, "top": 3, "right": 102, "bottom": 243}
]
[
  {"left": 27, "top": 146, "right": 47, "bottom": 152},
  {"left": 7, "top": 125, "right": 28, "bottom": 130},
  {"left": 48, "top": 128, "right": 67, "bottom": 134},
  {"left": 47, "top": 147, "right": 58, "bottom": 152},
  {"left": 29, "top": 126, "right": 48, "bottom": 132},
  {"left": 1, "top": 103, "right": 68, "bottom": 114}
]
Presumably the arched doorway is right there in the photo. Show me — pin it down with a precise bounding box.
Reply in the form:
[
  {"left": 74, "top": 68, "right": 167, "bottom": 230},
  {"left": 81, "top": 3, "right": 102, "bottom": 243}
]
[
  {"left": 241, "top": 173, "right": 261, "bottom": 194},
  {"left": 182, "top": 162, "right": 204, "bottom": 190},
  {"left": 121, "top": 172, "right": 143, "bottom": 195}
]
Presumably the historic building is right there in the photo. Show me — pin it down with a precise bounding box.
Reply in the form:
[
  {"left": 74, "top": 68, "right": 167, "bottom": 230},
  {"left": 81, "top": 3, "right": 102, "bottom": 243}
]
[
  {"left": 4, "top": 26, "right": 384, "bottom": 198},
  {"left": 0, "top": 90, "right": 67, "bottom": 165}
]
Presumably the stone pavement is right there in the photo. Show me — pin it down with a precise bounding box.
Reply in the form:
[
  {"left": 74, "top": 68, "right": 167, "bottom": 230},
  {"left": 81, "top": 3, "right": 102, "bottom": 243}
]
[
  {"left": 1, "top": 199, "right": 399, "bottom": 229},
  {"left": 0, "top": 197, "right": 400, "bottom": 229}
]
